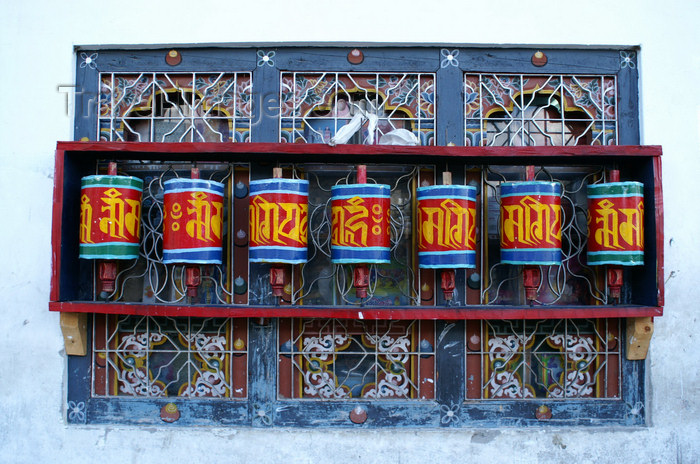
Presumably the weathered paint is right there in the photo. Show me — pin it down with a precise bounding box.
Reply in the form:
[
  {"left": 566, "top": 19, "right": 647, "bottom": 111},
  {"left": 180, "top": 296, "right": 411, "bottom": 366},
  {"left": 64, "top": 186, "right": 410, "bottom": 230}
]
[
  {"left": 53, "top": 44, "right": 663, "bottom": 430},
  {"left": 3, "top": 3, "right": 700, "bottom": 461}
]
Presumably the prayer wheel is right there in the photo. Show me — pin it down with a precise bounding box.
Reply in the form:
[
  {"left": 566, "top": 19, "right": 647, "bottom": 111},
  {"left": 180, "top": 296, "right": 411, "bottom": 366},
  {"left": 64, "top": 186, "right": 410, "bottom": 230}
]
[
  {"left": 79, "top": 174, "right": 143, "bottom": 260},
  {"left": 162, "top": 178, "right": 225, "bottom": 264},
  {"left": 500, "top": 181, "right": 562, "bottom": 265},
  {"left": 330, "top": 183, "right": 391, "bottom": 264},
  {"left": 249, "top": 178, "right": 309, "bottom": 264},
  {"left": 416, "top": 185, "right": 477, "bottom": 269},
  {"left": 587, "top": 181, "right": 644, "bottom": 266}
]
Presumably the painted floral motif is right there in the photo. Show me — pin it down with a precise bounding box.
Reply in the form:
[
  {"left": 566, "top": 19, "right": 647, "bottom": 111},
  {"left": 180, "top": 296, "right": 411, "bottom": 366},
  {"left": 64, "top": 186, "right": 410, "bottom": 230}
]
[
  {"left": 179, "top": 368, "right": 229, "bottom": 397},
  {"left": 80, "top": 52, "right": 97, "bottom": 70},
  {"left": 362, "top": 334, "right": 412, "bottom": 399},
  {"left": 300, "top": 332, "right": 352, "bottom": 399},
  {"left": 620, "top": 50, "right": 636, "bottom": 69},
  {"left": 116, "top": 364, "right": 167, "bottom": 397},
  {"left": 482, "top": 75, "right": 526, "bottom": 109},
  {"left": 419, "top": 77, "right": 436, "bottom": 119},
  {"left": 94, "top": 316, "right": 247, "bottom": 399},
  {"left": 282, "top": 320, "right": 434, "bottom": 400},
  {"left": 486, "top": 334, "right": 535, "bottom": 399},
  {"left": 67, "top": 401, "right": 86, "bottom": 422},
  {"left": 440, "top": 49, "right": 459, "bottom": 68},
  {"left": 545, "top": 334, "right": 597, "bottom": 398},
  {"left": 257, "top": 50, "right": 275, "bottom": 67},
  {"left": 464, "top": 78, "right": 480, "bottom": 118},
  {"left": 177, "top": 333, "right": 231, "bottom": 398},
  {"left": 439, "top": 403, "right": 460, "bottom": 424},
  {"left": 478, "top": 320, "right": 617, "bottom": 399},
  {"left": 252, "top": 403, "right": 273, "bottom": 426},
  {"left": 625, "top": 401, "right": 644, "bottom": 419}
]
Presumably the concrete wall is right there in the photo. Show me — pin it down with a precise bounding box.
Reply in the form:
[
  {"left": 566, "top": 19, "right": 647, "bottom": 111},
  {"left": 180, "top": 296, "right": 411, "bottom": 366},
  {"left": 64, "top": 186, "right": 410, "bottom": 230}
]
[{"left": 1, "top": 0, "right": 698, "bottom": 462}]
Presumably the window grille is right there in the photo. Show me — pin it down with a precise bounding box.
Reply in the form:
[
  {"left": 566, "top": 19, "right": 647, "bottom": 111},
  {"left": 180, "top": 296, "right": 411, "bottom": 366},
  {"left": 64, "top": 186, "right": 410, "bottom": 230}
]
[
  {"left": 466, "top": 319, "right": 620, "bottom": 400},
  {"left": 99, "top": 72, "right": 253, "bottom": 142},
  {"left": 278, "top": 319, "right": 435, "bottom": 400},
  {"left": 463, "top": 72, "right": 622, "bottom": 400},
  {"left": 93, "top": 315, "right": 248, "bottom": 399},
  {"left": 464, "top": 74, "right": 617, "bottom": 146},
  {"left": 94, "top": 71, "right": 253, "bottom": 400},
  {"left": 280, "top": 72, "right": 435, "bottom": 145}
]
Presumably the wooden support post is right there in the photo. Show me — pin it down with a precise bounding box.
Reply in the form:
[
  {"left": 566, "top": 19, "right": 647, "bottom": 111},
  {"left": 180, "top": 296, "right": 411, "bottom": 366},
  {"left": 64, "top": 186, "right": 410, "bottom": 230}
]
[
  {"left": 626, "top": 317, "right": 654, "bottom": 360},
  {"left": 60, "top": 312, "right": 88, "bottom": 356},
  {"left": 442, "top": 171, "right": 452, "bottom": 185}
]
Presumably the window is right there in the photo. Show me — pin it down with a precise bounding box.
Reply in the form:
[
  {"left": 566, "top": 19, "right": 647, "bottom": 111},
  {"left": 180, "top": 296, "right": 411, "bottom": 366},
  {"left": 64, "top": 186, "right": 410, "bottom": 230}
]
[
  {"left": 58, "top": 45, "right": 656, "bottom": 427},
  {"left": 99, "top": 72, "right": 253, "bottom": 142},
  {"left": 279, "top": 72, "right": 435, "bottom": 145},
  {"left": 464, "top": 74, "right": 617, "bottom": 146}
]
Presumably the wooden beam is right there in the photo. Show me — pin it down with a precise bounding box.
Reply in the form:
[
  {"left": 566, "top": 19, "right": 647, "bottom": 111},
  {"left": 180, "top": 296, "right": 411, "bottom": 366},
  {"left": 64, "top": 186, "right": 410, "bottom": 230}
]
[
  {"left": 49, "top": 301, "right": 664, "bottom": 320},
  {"left": 60, "top": 312, "right": 88, "bottom": 356},
  {"left": 626, "top": 317, "right": 654, "bottom": 360}
]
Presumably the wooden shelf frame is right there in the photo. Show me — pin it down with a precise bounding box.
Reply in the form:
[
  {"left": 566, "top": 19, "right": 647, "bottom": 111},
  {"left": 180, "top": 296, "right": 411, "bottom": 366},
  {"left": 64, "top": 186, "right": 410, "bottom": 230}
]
[
  {"left": 50, "top": 141, "right": 664, "bottom": 321},
  {"left": 50, "top": 301, "right": 663, "bottom": 320}
]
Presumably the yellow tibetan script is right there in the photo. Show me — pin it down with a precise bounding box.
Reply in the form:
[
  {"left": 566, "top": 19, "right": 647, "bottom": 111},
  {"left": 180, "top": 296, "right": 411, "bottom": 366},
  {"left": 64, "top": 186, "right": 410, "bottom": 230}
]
[
  {"left": 250, "top": 195, "right": 307, "bottom": 246},
  {"left": 185, "top": 192, "right": 223, "bottom": 242},
  {"left": 332, "top": 197, "right": 370, "bottom": 247},
  {"left": 419, "top": 199, "right": 474, "bottom": 249},
  {"left": 501, "top": 196, "right": 560, "bottom": 246},
  {"left": 96, "top": 188, "right": 141, "bottom": 240},
  {"left": 592, "top": 199, "right": 643, "bottom": 249},
  {"left": 79, "top": 194, "right": 94, "bottom": 243}
]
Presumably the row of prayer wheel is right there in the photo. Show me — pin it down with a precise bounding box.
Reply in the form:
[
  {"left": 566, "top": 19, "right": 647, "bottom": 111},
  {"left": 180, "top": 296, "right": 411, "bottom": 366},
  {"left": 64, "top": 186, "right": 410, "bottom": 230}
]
[
  {"left": 78, "top": 168, "right": 645, "bottom": 286},
  {"left": 499, "top": 180, "right": 644, "bottom": 267}
]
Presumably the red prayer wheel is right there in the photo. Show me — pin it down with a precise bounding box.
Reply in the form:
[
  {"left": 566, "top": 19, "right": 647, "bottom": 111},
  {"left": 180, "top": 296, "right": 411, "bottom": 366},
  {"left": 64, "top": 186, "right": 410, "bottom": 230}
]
[
  {"left": 162, "top": 178, "right": 225, "bottom": 264},
  {"left": 79, "top": 174, "right": 143, "bottom": 260},
  {"left": 249, "top": 178, "right": 309, "bottom": 264},
  {"left": 587, "top": 181, "right": 644, "bottom": 266},
  {"left": 500, "top": 181, "right": 562, "bottom": 265},
  {"left": 330, "top": 183, "right": 392, "bottom": 264},
  {"left": 416, "top": 185, "right": 477, "bottom": 269}
]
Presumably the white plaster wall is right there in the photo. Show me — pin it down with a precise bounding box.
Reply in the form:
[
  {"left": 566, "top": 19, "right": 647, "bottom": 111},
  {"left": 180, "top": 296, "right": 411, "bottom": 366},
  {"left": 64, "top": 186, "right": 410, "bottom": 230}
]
[{"left": 1, "top": 0, "right": 699, "bottom": 462}]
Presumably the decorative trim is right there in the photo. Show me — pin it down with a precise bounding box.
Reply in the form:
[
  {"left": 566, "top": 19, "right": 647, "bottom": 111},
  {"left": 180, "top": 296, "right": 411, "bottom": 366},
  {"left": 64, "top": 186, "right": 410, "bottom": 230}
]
[
  {"left": 440, "top": 49, "right": 459, "bottom": 68},
  {"left": 67, "top": 401, "right": 86, "bottom": 423},
  {"left": 80, "top": 52, "right": 98, "bottom": 70},
  {"left": 257, "top": 50, "right": 275, "bottom": 67},
  {"left": 439, "top": 403, "right": 461, "bottom": 425},
  {"left": 625, "top": 401, "right": 644, "bottom": 420},
  {"left": 252, "top": 403, "right": 273, "bottom": 426},
  {"left": 620, "top": 50, "right": 636, "bottom": 69}
]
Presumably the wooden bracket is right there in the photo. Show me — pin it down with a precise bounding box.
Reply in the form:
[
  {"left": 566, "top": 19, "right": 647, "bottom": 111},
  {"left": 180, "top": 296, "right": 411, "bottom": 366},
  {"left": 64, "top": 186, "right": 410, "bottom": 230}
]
[
  {"left": 60, "top": 312, "right": 88, "bottom": 356},
  {"left": 626, "top": 317, "right": 654, "bottom": 360}
]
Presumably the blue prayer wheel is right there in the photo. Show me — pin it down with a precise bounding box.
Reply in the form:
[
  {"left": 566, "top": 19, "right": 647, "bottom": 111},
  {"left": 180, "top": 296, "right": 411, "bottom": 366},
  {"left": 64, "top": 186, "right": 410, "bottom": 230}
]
[
  {"left": 500, "top": 181, "right": 562, "bottom": 265},
  {"left": 249, "top": 178, "right": 309, "bottom": 264},
  {"left": 162, "top": 178, "right": 225, "bottom": 264},
  {"left": 416, "top": 185, "right": 477, "bottom": 269},
  {"left": 330, "top": 184, "right": 391, "bottom": 264}
]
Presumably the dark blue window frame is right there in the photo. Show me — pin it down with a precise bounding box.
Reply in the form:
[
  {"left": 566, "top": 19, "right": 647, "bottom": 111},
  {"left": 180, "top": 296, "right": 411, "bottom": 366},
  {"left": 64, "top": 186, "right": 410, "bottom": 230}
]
[{"left": 67, "top": 45, "right": 644, "bottom": 427}]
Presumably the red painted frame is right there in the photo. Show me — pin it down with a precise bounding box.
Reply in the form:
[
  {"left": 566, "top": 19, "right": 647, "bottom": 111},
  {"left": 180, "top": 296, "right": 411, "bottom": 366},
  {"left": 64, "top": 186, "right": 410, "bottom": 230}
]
[{"left": 50, "top": 141, "right": 664, "bottom": 320}]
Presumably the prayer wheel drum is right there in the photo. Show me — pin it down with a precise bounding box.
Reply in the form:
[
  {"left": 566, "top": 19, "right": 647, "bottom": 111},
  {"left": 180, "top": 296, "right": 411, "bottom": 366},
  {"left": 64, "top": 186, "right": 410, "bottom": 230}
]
[
  {"left": 587, "top": 181, "right": 644, "bottom": 266},
  {"left": 330, "top": 183, "right": 391, "bottom": 264},
  {"left": 249, "top": 178, "right": 309, "bottom": 264},
  {"left": 79, "top": 174, "right": 144, "bottom": 260},
  {"left": 162, "top": 178, "right": 225, "bottom": 264},
  {"left": 416, "top": 185, "right": 477, "bottom": 269},
  {"left": 499, "top": 181, "right": 562, "bottom": 265}
]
